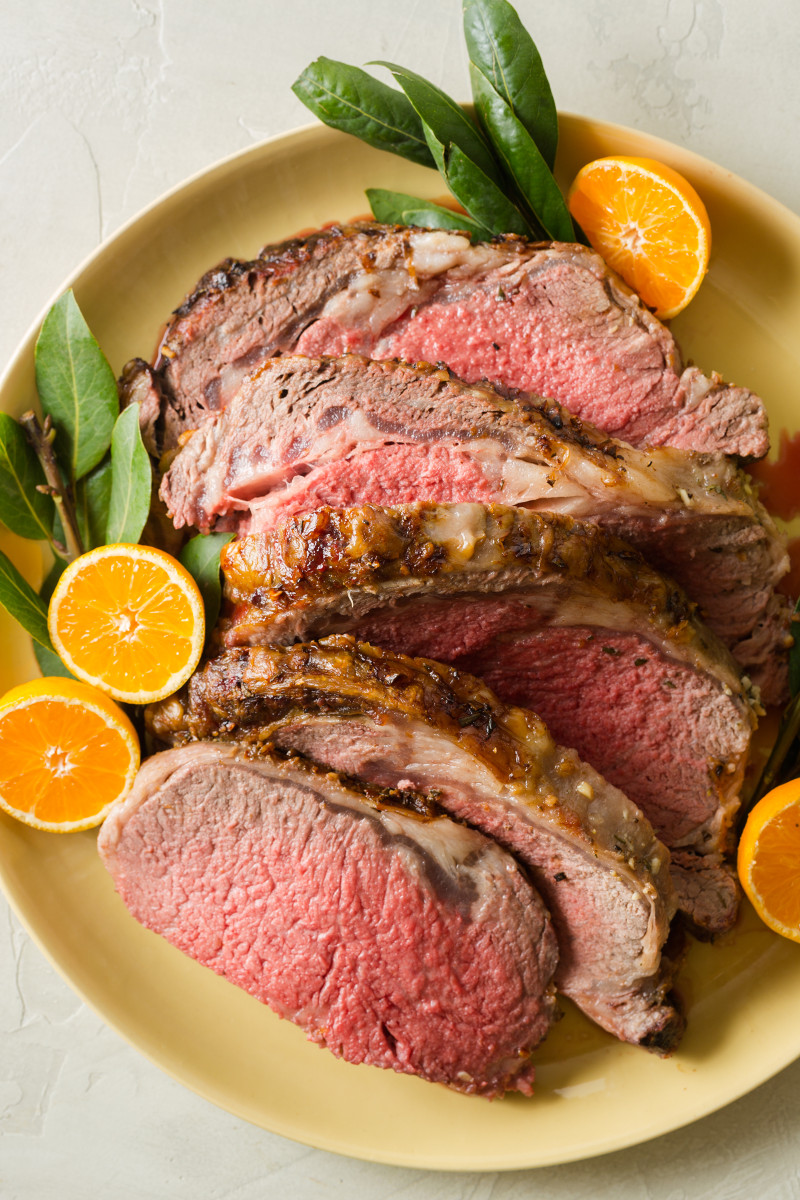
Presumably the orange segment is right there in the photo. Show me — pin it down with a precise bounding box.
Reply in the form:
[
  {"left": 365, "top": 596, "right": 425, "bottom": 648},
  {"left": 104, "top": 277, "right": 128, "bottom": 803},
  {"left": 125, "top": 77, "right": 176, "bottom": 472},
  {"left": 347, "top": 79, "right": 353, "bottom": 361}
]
[
  {"left": 0, "top": 677, "right": 140, "bottom": 832},
  {"left": 738, "top": 779, "right": 800, "bottom": 943},
  {"left": 567, "top": 156, "right": 711, "bottom": 320},
  {"left": 48, "top": 544, "right": 205, "bottom": 704}
]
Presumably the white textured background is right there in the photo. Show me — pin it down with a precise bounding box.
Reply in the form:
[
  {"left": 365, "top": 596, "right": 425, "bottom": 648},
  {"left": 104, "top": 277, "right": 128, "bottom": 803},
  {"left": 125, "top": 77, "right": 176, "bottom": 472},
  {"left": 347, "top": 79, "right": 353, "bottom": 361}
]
[{"left": 2, "top": 2, "right": 800, "bottom": 1196}]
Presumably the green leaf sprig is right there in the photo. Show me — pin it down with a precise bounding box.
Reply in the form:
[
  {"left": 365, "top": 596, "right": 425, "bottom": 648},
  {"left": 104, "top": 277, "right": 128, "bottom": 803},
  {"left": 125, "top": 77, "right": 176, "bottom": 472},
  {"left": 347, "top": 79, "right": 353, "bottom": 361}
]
[
  {"left": 180, "top": 532, "right": 235, "bottom": 636},
  {"left": 468, "top": 63, "right": 574, "bottom": 240},
  {"left": 463, "top": 0, "right": 558, "bottom": 169},
  {"left": 0, "top": 413, "right": 55, "bottom": 541},
  {"left": 366, "top": 189, "right": 489, "bottom": 238},
  {"left": 106, "top": 404, "right": 152, "bottom": 545},
  {"left": 19, "top": 288, "right": 123, "bottom": 564},
  {"left": 292, "top": 57, "right": 436, "bottom": 169},
  {"left": 75, "top": 459, "right": 113, "bottom": 553},
  {"left": 0, "top": 290, "right": 238, "bottom": 672},
  {"left": 374, "top": 60, "right": 531, "bottom": 238},
  {"left": 31, "top": 559, "right": 74, "bottom": 679},
  {"left": 292, "top": 0, "right": 577, "bottom": 243},
  {"left": 0, "top": 549, "right": 56, "bottom": 655},
  {"left": 35, "top": 291, "right": 119, "bottom": 481},
  {"left": 0, "top": 291, "right": 158, "bottom": 665}
]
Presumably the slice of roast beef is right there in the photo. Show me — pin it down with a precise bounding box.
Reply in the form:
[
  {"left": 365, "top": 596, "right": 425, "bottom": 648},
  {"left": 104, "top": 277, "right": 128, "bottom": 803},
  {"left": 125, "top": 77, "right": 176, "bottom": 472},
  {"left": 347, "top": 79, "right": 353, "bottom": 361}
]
[
  {"left": 159, "top": 355, "right": 789, "bottom": 701},
  {"left": 218, "top": 503, "right": 756, "bottom": 935},
  {"left": 124, "top": 223, "right": 768, "bottom": 458},
  {"left": 147, "top": 637, "right": 683, "bottom": 1049},
  {"left": 97, "top": 741, "right": 559, "bottom": 1097}
]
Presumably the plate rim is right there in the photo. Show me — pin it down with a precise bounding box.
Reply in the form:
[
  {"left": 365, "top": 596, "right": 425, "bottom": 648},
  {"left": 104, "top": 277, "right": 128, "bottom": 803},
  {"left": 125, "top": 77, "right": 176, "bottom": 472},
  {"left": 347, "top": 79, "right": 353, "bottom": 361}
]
[{"left": 1, "top": 112, "right": 800, "bottom": 1171}]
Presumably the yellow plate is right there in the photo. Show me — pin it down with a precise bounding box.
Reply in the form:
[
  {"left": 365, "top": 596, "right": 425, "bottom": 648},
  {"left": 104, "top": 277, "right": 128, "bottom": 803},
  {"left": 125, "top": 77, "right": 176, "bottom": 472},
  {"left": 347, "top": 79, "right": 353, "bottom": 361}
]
[{"left": 1, "top": 115, "right": 799, "bottom": 1170}]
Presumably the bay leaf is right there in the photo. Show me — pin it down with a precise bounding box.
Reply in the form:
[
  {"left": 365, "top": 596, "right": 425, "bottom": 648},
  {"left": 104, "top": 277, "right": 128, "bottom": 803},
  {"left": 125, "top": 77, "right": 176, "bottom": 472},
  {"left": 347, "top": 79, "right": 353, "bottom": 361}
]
[
  {"left": 32, "top": 559, "right": 74, "bottom": 678},
  {"left": 366, "top": 188, "right": 490, "bottom": 238},
  {"left": 0, "top": 548, "right": 55, "bottom": 652},
  {"left": 180, "top": 532, "right": 235, "bottom": 634},
  {"left": 75, "top": 457, "right": 113, "bottom": 551},
  {"left": 0, "top": 412, "right": 55, "bottom": 541},
  {"left": 422, "top": 122, "right": 532, "bottom": 237},
  {"left": 292, "top": 58, "right": 436, "bottom": 169},
  {"left": 469, "top": 66, "right": 575, "bottom": 240},
  {"left": 105, "top": 404, "right": 151, "bottom": 545},
  {"left": 463, "top": 0, "right": 559, "bottom": 169},
  {"left": 373, "top": 61, "right": 500, "bottom": 183},
  {"left": 35, "top": 291, "right": 119, "bottom": 481}
]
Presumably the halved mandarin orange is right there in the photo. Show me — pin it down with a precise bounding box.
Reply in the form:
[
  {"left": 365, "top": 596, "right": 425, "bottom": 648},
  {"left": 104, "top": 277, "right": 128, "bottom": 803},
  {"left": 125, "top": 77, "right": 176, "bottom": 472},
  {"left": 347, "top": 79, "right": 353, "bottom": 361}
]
[
  {"left": 0, "top": 676, "right": 140, "bottom": 832},
  {"left": 567, "top": 156, "right": 711, "bottom": 320},
  {"left": 738, "top": 779, "right": 800, "bottom": 943},
  {"left": 48, "top": 544, "right": 204, "bottom": 704}
]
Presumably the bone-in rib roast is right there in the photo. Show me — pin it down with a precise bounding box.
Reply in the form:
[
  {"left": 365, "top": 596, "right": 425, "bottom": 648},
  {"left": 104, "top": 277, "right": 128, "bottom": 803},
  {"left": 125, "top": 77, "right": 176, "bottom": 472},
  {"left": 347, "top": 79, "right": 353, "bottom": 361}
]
[
  {"left": 216, "top": 503, "right": 756, "bottom": 936},
  {"left": 98, "top": 742, "right": 560, "bottom": 1096},
  {"left": 148, "top": 637, "right": 682, "bottom": 1049},
  {"left": 159, "top": 355, "right": 789, "bottom": 702},
  {"left": 109, "top": 222, "right": 781, "bottom": 1078},
  {"left": 122, "top": 223, "right": 768, "bottom": 458}
]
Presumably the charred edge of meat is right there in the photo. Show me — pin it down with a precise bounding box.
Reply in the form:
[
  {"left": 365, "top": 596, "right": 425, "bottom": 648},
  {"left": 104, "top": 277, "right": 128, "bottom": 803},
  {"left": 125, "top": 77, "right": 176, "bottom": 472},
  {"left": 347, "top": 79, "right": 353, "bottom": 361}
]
[
  {"left": 145, "top": 636, "right": 672, "bottom": 883},
  {"left": 639, "top": 1009, "right": 685, "bottom": 1053},
  {"left": 160, "top": 225, "right": 390, "bottom": 352},
  {"left": 150, "top": 638, "right": 545, "bottom": 762},
  {"left": 221, "top": 503, "right": 698, "bottom": 629},
  {"left": 206, "top": 649, "right": 512, "bottom": 751},
  {"left": 164, "top": 222, "right": 540, "bottom": 326},
  {"left": 226, "top": 738, "right": 445, "bottom": 822},
  {"left": 242, "top": 352, "right": 633, "bottom": 471},
  {"left": 150, "top": 637, "right": 549, "bottom": 767},
  {"left": 635, "top": 923, "right": 687, "bottom": 1052}
]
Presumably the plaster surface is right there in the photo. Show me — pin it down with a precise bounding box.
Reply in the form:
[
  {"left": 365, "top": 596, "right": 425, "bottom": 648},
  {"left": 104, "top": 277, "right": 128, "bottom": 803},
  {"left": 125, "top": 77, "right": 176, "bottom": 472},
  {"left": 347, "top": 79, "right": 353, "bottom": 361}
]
[{"left": 2, "top": 3, "right": 800, "bottom": 1196}]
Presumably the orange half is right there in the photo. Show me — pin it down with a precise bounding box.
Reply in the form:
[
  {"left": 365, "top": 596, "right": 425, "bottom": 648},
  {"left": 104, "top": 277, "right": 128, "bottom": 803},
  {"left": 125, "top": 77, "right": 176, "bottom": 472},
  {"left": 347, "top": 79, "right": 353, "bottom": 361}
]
[
  {"left": 568, "top": 155, "right": 711, "bottom": 319},
  {"left": 0, "top": 677, "right": 140, "bottom": 832},
  {"left": 48, "top": 544, "right": 205, "bottom": 704},
  {"left": 738, "top": 779, "right": 800, "bottom": 943}
]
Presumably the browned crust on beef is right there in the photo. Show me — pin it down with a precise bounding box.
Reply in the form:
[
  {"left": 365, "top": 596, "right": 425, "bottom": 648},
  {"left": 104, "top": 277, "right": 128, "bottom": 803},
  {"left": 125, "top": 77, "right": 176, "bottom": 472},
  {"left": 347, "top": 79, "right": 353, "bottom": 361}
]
[
  {"left": 126, "top": 221, "right": 768, "bottom": 459},
  {"left": 158, "top": 353, "right": 789, "bottom": 702},
  {"left": 146, "top": 636, "right": 671, "bottom": 883},
  {"left": 146, "top": 636, "right": 684, "bottom": 1050},
  {"left": 216, "top": 502, "right": 753, "bottom": 937},
  {"left": 167, "top": 224, "right": 406, "bottom": 323},
  {"left": 219, "top": 502, "right": 753, "bottom": 712}
]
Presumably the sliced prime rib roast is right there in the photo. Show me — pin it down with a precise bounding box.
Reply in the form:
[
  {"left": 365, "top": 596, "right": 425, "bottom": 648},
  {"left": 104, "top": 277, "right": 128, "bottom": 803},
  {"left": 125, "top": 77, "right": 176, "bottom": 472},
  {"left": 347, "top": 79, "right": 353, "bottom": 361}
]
[
  {"left": 160, "top": 355, "right": 789, "bottom": 702},
  {"left": 148, "top": 637, "right": 682, "bottom": 1049},
  {"left": 122, "top": 223, "right": 768, "bottom": 458},
  {"left": 217, "top": 503, "right": 756, "bottom": 936},
  {"left": 98, "top": 741, "right": 559, "bottom": 1097}
]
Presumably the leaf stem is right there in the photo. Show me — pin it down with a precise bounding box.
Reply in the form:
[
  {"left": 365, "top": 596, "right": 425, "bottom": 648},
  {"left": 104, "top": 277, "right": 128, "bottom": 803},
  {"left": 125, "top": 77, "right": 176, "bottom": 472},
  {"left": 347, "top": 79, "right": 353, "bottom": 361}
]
[{"left": 19, "top": 411, "right": 84, "bottom": 562}]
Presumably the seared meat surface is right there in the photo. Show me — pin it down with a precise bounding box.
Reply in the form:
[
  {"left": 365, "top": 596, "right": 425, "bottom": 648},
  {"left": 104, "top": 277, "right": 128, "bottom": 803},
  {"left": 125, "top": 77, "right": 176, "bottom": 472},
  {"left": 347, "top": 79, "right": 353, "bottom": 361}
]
[
  {"left": 160, "top": 355, "right": 789, "bottom": 702},
  {"left": 124, "top": 223, "right": 768, "bottom": 458},
  {"left": 106, "top": 216, "right": 786, "bottom": 1077},
  {"left": 98, "top": 741, "right": 559, "bottom": 1097},
  {"left": 217, "top": 503, "right": 755, "bottom": 934},
  {"left": 148, "top": 637, "right": 682, "bottom": 1049}
]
